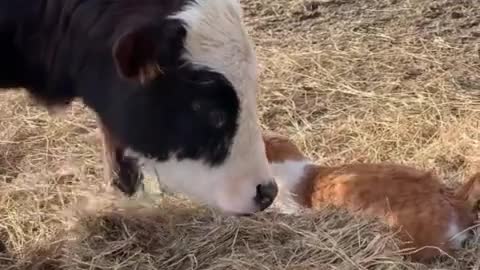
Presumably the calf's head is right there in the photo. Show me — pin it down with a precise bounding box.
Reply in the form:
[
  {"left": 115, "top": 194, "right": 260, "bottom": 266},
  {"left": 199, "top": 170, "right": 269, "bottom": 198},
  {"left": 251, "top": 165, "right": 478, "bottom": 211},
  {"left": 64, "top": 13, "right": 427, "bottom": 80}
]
[{"left": 108, "top": 0, "right": 277, "bottom": 215}]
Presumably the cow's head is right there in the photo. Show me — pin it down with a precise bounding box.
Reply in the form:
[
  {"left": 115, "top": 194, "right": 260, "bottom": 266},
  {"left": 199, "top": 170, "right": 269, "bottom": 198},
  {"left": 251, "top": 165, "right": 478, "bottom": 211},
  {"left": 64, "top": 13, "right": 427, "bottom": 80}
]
[{"left": 109, "top": 0, "right": 277, "bottom": 215}]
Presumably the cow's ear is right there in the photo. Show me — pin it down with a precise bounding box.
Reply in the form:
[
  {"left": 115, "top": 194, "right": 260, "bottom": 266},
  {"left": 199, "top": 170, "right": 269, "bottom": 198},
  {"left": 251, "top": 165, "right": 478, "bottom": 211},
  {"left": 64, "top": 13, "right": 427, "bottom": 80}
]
[{"left": 113, "top": 20, "right": 186, "bottom": 83}]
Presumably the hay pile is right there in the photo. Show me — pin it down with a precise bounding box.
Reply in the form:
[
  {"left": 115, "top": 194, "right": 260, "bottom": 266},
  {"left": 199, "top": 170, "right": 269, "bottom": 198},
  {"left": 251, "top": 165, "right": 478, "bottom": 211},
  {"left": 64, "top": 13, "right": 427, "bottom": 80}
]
[
  {"left": 0, "top": 191, "right": 409, "bottom": 270},
  {"left": 1, "top": 0, "right": 480, "bottom": 269},
  {"left": 1, "top": 188, "right": 480, "bottom": 270}
]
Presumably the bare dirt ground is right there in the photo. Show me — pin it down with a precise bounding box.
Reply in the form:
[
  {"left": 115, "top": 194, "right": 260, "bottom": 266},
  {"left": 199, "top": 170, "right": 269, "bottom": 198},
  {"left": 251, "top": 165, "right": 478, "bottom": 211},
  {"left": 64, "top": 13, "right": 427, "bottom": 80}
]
[{"left": 1, "top": 0, "right": 479, "bottom": 269}]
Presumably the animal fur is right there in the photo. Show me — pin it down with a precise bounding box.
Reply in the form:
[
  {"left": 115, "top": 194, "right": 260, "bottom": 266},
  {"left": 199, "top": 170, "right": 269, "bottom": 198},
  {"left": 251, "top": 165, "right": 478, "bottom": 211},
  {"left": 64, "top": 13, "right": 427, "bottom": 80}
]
[{"left": 263, "top": 133, "right": 480, "bottom": 262}]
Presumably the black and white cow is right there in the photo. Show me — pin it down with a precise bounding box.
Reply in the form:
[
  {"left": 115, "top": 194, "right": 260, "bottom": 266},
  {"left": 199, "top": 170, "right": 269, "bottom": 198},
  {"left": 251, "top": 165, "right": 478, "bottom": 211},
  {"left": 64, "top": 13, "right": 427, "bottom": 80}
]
[{"left": 0, "top": 0, "right": 278, "bottom": 215}]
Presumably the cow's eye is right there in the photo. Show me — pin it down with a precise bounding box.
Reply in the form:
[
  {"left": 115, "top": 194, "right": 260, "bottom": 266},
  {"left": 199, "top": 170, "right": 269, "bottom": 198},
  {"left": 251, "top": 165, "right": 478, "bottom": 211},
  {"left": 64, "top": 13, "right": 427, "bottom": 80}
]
[
  {"left": 192, "top": 100, "right": 206, "bottom": 112},
  {"left": 209, "top": 110, "right": 226, "bottom": 128}
]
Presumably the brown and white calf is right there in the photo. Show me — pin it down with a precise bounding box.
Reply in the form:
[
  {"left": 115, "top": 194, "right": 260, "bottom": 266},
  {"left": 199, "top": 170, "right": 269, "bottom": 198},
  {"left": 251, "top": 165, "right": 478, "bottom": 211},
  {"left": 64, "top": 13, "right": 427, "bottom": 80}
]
[
  {"left": 0, "top": 0, "right": 278, "bottom": 215},
  {"left": 263, "top": 133, "right": 480, "bottom": 262}
]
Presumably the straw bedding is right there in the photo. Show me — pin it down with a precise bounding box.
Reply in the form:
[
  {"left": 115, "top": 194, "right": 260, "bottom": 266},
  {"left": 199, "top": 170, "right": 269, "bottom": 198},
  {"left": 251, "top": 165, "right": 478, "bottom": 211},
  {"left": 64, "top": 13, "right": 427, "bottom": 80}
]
[{"left": 1, "top": 0, "right": 480, "bottom": 269}]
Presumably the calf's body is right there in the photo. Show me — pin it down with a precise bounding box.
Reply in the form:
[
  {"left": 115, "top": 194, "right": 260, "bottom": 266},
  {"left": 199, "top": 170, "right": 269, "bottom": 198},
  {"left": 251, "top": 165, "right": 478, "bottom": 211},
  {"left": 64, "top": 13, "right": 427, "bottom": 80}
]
[{"left": 264, "top": 134, "right": 480, "bottom": 262}]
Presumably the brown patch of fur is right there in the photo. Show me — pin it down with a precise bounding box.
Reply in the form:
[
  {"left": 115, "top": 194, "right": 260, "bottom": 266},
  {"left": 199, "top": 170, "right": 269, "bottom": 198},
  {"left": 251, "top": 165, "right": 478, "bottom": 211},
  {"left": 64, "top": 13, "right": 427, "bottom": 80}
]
[
  {"left": 308, "top": 164, "right": 476, "bottom": 262},
  {"left": 455, "top": 172, "right": 480, "bottom": 212},
  {"left": 290, "top": 164, "right": 318, "bottom": 207},
  {"left": 263, "top": 133, "right": 479, "bottom": 263},
  {"left": 97, "top": 117, "right": 122, "bottom": 193},
  {"left": 139, "top": 63, "right": 163, "bottom": 85},
  {"left": 97, "top": 118, "right": 143, "bottom": 196},
  {"left": 263, "top": 133, "right": 306, "bottom": 162}
]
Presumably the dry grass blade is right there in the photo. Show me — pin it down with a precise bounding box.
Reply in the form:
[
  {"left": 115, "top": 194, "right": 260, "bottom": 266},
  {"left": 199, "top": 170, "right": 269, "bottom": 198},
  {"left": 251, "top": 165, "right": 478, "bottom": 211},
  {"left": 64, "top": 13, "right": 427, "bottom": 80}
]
[{"left": 1, "top": 0, "right": 480, "bottom": 269}]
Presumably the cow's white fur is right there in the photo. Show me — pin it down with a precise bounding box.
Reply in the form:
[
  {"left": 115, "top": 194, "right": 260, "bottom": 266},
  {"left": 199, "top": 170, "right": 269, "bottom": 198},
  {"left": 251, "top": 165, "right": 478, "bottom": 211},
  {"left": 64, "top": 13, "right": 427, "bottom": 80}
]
[{"left": 128, "top": 0, "right": 272, "bottom": 215}]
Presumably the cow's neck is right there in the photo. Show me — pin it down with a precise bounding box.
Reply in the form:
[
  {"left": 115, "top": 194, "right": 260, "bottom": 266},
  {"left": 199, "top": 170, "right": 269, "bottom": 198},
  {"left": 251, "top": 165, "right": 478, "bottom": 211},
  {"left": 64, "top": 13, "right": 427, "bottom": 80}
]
[{"left": 0, "top": 0, "right": 194, "bottom": 107}]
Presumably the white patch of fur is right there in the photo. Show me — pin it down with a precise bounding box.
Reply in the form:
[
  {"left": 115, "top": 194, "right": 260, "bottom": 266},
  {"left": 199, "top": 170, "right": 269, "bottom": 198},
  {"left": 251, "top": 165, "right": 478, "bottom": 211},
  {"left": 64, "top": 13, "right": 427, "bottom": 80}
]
[
  {"left": 126, "top": 0, "right": 272, "bottom": 215},
  {"left": 127, "top": 140, "right": 272, "bottom": 215},
  {"left": 271, "top": 160, "right": 311, "bottom": 191},
  {"left": 171, "top": 0, "right": 256, "bottom": 100},
  {"left": 269, "top": 159, "right": 313, "bottom": 214},
  {"left": 446, "top": 212, "right": 469, "bottom": 249},
  {"left": 171, "top": 0, "right": 262, "bottom": 180}
]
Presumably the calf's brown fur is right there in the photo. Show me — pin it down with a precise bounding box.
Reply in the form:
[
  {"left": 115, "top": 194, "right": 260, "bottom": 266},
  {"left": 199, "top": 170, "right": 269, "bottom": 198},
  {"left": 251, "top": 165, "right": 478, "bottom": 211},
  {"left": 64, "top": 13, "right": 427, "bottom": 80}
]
[{"left": 263, "top": 133, "right": 480, "bottom": 262}]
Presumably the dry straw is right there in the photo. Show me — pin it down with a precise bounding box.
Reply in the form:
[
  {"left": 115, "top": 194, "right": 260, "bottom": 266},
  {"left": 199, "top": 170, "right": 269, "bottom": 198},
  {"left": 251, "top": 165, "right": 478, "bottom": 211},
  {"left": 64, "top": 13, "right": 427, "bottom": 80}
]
[{"left": 1, "top": 0, "right": 480, "bottom": 269}]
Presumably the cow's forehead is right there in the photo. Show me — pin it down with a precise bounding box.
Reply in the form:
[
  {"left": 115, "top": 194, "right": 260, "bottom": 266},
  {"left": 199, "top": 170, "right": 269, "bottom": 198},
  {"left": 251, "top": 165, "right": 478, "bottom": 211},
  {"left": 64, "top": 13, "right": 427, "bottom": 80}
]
[{"left": 171, "top": 0, "right": 257, "bottom": 99}]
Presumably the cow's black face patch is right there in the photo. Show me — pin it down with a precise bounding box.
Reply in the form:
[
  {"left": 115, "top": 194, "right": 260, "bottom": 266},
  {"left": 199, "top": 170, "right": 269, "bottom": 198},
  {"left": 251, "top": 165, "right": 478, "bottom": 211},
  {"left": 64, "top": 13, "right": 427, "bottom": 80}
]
[
  {"left": 88, "top": 18, "right": 240, "bottom": 167},
  {"left": 110, "top": 65, "right": 240, "bottom": 166}
]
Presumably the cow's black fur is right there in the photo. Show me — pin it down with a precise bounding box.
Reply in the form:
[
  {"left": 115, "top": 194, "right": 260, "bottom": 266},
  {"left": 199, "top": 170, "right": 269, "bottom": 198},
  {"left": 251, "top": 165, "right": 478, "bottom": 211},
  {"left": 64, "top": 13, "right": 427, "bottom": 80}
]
[{"left": 0, "top": 0, "right": 240, "bottom": 194}]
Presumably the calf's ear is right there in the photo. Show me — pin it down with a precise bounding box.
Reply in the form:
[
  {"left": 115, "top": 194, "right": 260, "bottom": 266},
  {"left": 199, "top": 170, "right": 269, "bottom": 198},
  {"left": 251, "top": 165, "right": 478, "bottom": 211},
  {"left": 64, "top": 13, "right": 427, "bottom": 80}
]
[{"left": 112, "top": 19, "right": 186, "bottom": 83}]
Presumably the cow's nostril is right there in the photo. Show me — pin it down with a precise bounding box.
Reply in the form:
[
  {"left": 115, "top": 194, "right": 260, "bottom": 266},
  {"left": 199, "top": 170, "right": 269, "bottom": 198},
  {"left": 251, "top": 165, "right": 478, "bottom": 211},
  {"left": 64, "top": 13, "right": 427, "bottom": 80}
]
[{"left": 255, "top": 181, "right": 278, "bottom": 211}]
